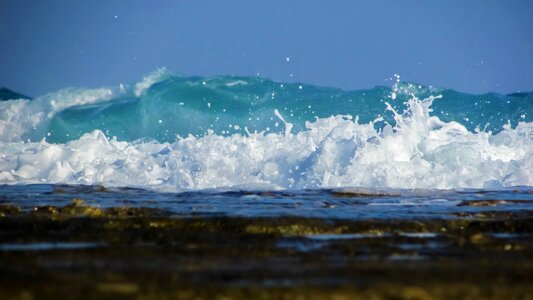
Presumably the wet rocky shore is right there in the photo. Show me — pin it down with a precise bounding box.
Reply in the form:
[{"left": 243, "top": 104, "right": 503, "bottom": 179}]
[{"left": 1, "top": 194, "right": 532, "bottom": 300}]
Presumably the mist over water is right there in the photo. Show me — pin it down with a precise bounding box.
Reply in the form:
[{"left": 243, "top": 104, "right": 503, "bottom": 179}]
[{"left": 0, "top": 69, "right": 531, "bottom": 191}]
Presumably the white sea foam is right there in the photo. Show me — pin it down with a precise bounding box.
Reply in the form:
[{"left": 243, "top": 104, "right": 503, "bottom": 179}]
[{"left": 1, "top": 96, "right": 531, "bottom": 191}]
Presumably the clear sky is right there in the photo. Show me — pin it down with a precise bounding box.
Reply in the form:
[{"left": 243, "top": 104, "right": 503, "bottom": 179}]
[{"left": 1, "top": 0, "right": 532, "bottom": 96}]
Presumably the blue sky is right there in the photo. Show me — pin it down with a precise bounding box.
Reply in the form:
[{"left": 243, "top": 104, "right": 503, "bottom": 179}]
[{"left": 1, "top": 0, "right": 532, "bottom": 96}]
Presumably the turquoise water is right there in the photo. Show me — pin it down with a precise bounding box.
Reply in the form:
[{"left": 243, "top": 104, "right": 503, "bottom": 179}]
[{"left": 45, "top": 74, "right": 531, "bottom": 143}]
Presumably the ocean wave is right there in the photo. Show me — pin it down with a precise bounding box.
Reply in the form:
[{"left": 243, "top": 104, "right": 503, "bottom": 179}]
[
  {"left": 0, "top": 70, "right": 531, "bottom": 191},
  {"left": 0, "top": 69, "right": 530, "bottom": 144}
]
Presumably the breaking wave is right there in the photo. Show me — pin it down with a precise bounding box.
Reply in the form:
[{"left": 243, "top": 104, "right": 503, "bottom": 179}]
[{"left": 0, "top": 69, "right": 531, "bottom": 191}]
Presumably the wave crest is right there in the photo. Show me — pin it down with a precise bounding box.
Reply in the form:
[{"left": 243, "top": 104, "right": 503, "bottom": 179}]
[{"left": 0, "top": 71, "right": 530, "bottom": 144}]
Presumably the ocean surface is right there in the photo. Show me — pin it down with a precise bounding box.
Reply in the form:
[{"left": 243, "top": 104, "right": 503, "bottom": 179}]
[
  {"left": 1, "top": 184, "right": 532, "bottom": 220},
  {"left": 0, "top": 69, "right": 531, "bottom": 196}
]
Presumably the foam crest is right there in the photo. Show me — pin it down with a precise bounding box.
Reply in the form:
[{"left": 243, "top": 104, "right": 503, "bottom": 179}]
[
  {"left": 134, "top": 68, "right": 172, "bottom": 97},
  {"left": 1, "top": 96, "right": 531, "bottom": 191}
]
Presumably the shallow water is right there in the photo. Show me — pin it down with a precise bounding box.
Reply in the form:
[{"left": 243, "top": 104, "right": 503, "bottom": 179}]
[
  {"left": 2, "top": 184, "right": 531, "bottom": 219},
  {"left": 0, "top": 242, "right": 102, "bottom": 251},
  {"left": 1, "top": 183, "right": 532, "bottom": 299}
]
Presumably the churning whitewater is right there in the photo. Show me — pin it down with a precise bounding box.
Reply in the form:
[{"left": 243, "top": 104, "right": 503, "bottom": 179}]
[{"left": 0, "top": 69, "right": 531, "bottom": 191}]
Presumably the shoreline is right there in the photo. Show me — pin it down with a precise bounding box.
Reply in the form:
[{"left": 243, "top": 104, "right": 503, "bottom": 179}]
[{"left": 1, "top": 200, "right": 532, "bottom": 299}]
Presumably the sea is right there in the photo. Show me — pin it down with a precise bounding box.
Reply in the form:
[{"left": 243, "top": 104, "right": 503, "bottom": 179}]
[{"left": 0, "top": 69, "right": 532, "bottom": 212}]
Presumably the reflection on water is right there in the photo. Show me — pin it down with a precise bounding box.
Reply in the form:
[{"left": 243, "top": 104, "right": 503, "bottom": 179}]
[{"left": 0, "top": 242, "right": 103, "bottom": 251}]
